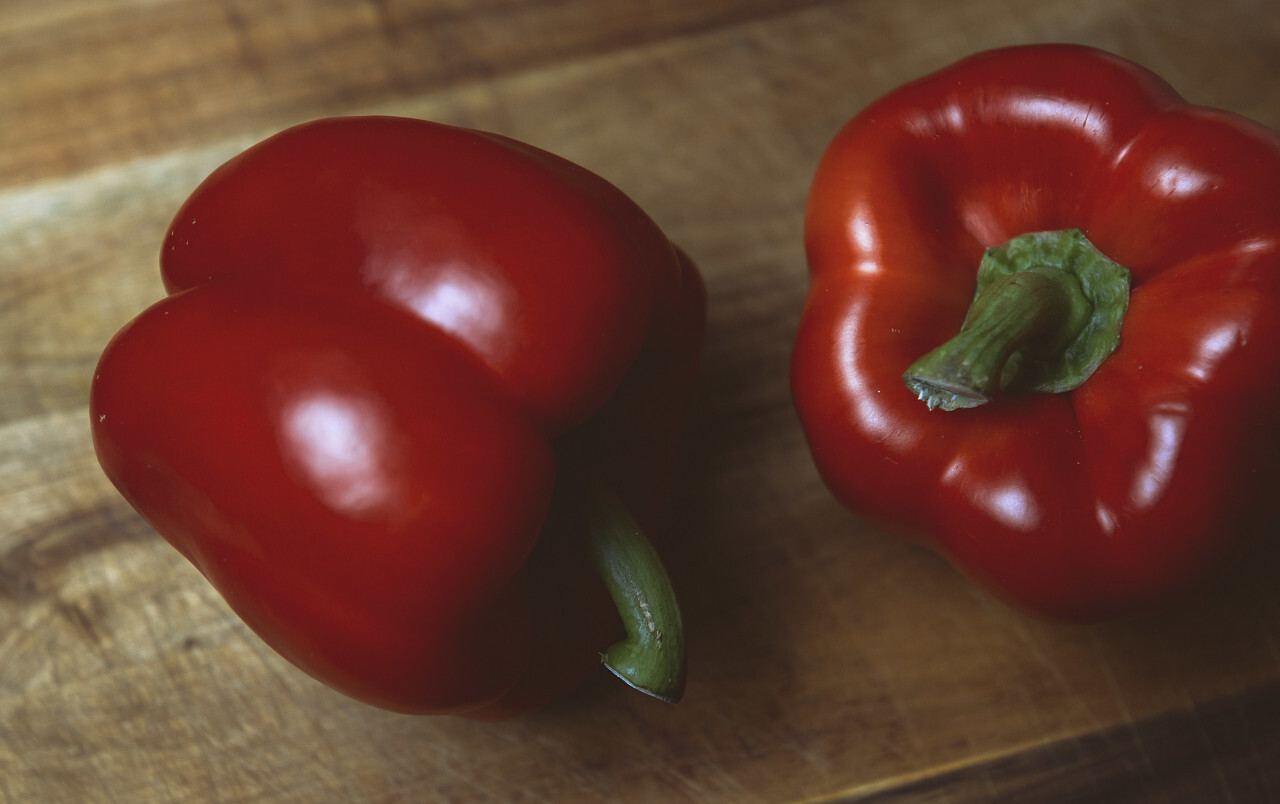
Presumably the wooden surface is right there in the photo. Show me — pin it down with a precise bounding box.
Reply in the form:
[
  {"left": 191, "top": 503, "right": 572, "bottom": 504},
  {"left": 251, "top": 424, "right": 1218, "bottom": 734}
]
[{"left": 4, "top": 1, "right": 1280, "bottom": 801}]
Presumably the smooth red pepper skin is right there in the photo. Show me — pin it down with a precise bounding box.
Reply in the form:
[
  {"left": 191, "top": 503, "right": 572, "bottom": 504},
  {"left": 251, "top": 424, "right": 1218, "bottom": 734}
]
[
  {"left": 793, "top": 45, "right": 1280, "bottom": 622},
  {"left": 91, "top": 117, "right": 704, "bottom": 716}
]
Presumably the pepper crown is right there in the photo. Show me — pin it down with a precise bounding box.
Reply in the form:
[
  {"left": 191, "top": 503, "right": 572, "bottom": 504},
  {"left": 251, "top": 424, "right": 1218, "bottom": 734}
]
[{"left": 903, "top": 229, "right": 1131, "bottom": 411}]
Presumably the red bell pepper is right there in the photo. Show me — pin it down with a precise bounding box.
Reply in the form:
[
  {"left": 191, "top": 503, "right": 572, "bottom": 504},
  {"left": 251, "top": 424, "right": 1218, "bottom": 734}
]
[
  {"left": 793, "top": 45, "right": 1280, "bottom": 621},
  {"left": 91, "top": 116, "right": 703, "bottom": 717}
]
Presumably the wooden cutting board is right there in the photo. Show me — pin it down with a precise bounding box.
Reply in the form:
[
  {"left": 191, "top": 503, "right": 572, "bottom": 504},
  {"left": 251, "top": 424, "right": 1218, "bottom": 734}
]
[{"left": 5, "top": 0, "right": 1280, "bottom": 800}]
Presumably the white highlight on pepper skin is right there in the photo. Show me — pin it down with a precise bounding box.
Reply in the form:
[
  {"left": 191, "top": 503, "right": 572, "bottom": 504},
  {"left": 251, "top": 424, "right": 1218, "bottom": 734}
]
[{"left": 282, "top": 392, "right": 394, "bottom": 517}]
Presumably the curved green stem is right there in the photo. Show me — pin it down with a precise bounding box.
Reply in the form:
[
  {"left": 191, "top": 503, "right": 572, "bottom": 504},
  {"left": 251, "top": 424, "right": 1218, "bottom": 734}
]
[
  {"left": 904, "top": 229, "right": 1131, "bottom": 411},
  {"left": 582, "top": 480, "right": 686, "bottom": 703}
]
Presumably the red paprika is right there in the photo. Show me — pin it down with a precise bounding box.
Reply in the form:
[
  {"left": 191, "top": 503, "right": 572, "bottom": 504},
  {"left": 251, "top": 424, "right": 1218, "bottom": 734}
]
[
  {"left": 92, "top": 117, "right": 703, "bottom": 716},
  {"left": 793, "top": 45, "right": 1280, "bottom": 621}
]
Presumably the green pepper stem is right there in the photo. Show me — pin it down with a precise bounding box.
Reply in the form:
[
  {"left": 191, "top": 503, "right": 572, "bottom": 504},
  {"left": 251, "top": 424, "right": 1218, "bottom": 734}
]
[
  {"left": 582, "top": 480, "right": 686, "bottom": 703},
  {"left": 904, "top": 269, "right": 1085, "bottom": 409},
  {"left": 903, "top": 229, "right": 1131, "bottom": 412}
]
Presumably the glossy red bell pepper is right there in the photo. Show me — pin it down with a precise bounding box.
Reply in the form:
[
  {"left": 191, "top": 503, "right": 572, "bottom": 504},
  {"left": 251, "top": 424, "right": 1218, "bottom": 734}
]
[
  {"left": 793, "top": 45, "right": 1280, "bottom": 621},
  {"left": 91, "top": 116, "right": 703, "bottom": 717}
]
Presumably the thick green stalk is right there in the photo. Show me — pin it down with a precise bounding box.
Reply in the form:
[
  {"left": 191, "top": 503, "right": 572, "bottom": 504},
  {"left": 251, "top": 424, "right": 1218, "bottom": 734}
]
[{"left": 904, "top": 229, "right": 1131, "bottom": 411}]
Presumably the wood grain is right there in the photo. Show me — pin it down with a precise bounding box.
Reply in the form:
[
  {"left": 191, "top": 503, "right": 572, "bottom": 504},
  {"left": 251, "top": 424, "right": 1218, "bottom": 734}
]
[
  {"left": 4, "top": 0, "right": 1280, "bottom": 801},
  {"left": 2, "top": 0, "right": 832, "bottom": 186},
  {"left": 849, "top": 680, "right": 1280, "bottom": 803}
]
